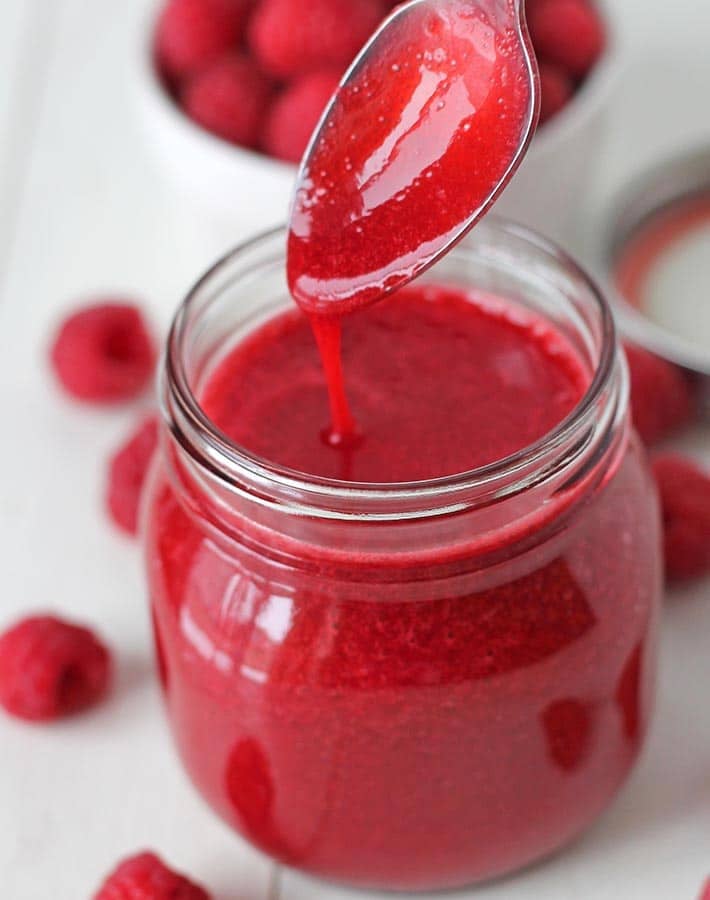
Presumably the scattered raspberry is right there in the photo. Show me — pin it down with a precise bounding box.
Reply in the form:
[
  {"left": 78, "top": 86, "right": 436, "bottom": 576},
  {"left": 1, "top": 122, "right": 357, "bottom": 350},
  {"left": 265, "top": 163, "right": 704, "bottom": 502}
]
[
  {"left": 700, "top": 877, "right": 710, "bottom": 900},
  {"left": 652, "top": 454, "right": 710, "bottom": 583},
  {"left": 528, "top": 0, "right": 605, "bottom": 78},
  {"left": 0, "top": 616, "right": 111, "bottom": 722},
  {"left": 262, "top": 69, "right": 340, "bottom": 163},
  {"left": 538, "top": 62, "right": 574, "bottom": 123},
  {"left": 624, "top": 343, "right": 694, "bottom": 446},
  {"left": 107, "top": 415, "right": 160, "bottom": 536},
  {"left": 181, "top": 53, "right": 273, "bottom": 147},
  {"left": 50, "top": 302, "right": 156, "bottom": 405},
  {"left": 156, "top": 0, "right": 250, "bottom": 82},
  {"left": 248, "top": 0, "right": 384, "bottom": 80},
  {"left": 93, "top": 852, "right": 210, "bottom": 900}
]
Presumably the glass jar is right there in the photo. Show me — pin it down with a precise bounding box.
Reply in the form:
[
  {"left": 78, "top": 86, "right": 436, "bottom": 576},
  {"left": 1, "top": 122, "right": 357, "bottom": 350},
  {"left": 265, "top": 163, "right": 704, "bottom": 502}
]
[{"left": 144, "top": 220, "right": 661, "bottom": 891}]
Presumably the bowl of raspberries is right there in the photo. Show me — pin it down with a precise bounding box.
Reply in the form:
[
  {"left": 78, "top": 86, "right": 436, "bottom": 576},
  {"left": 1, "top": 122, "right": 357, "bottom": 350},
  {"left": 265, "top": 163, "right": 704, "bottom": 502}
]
[{"left": 136, "top": 0, "right": 617, "bottom": 241}]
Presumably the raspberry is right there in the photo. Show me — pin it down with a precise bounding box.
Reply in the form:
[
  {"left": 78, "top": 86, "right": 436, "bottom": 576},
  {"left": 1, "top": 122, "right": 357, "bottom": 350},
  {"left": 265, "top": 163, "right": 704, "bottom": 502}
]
[
  {"left": 652, "top": 454, "right": 710, "bottom": 583},
  {"left": 538, "top": 62, "right": 573, "bottom": 123},
  {"left": 156, "top": 0, "right": 250, "bottom": 82},
  {"left": 181, "top": 53, "right": 273, "bottom": 147},
  {"left": 700, "top": 878, "right": 710, "bottom": 900},
  {"left": 0, "top": 616, "right": 111, "bottom": 722},
  {"left": 50, "top": 302, "right": 156, "bottom": 405},
  {"left": 624, "top": 343, "right": 694, "bottom": 446},
  {"left": 528, "top": 0, "right": 605, "bottom": 78},
  {"left": 248, "top": 0, "right": 385, "bottom": 80},
  {"left": 262, "top": 69, "right": 340, "bottom": 163},
  {"left": 93, "top": 852, "right": 210, "bottom": 900},
  {"left": 107, "top": 416, "right": 160, "bottom": 536}
]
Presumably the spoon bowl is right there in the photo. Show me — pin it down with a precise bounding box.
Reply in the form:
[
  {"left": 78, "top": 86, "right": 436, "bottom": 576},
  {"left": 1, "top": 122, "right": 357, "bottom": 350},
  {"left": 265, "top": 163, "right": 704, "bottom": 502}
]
[{"left": 287, "top": 0, "right": 539, "bottom": 316}]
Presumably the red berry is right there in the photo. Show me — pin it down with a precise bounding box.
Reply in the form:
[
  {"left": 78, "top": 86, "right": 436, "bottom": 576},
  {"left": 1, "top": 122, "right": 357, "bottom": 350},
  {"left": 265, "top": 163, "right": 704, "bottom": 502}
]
[
  {"left": 700, "top": 878, "right": 710, "bottom": 900},
  {"left": 107, "top": 416, "right": 160, "bottom": 536},
  {"left": 156, "top": 0, "right": 250, "bottom": 82},
  {"left": 181, "top": 53, "right": 273, "bottom": 147},
  {"left": 50, "top": 302, "right": 156, "bottom": 405},
  {"left": 262, "top": 69, "right": 340, "bottom": 163},
  {"left": 0, "top": 616, "right": 111, "bottom": 722},
  {"left": 538, "top": 62, "right": 574, "bottom": 124},
  {"left": 652, "top": 454, "right": 710, "bottom": 584},
  {"left": 93, "top": 852, "right": 211, "bottom": 900},
  {"left": 528, "top": 0, "right": 605, "bottom": 78},
  {"left": 248, "top": 0, "right": 384, "bottom": 80},
  {"left": 624, "top": 343, "right": 694, "bottom": 446}
]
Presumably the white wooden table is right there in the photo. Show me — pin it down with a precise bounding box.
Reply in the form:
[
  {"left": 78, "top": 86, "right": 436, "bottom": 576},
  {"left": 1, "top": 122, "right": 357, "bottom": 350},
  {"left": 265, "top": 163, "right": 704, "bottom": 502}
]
[{"left": 1, "top": 1, "right": 709, "bottom": 897}]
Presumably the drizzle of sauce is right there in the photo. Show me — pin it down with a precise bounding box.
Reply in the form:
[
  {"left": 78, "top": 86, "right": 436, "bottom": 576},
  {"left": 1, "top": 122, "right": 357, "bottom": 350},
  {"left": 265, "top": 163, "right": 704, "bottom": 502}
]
[
  {"left": 201, "top": 286, "right": 587, "bottom": 483},
  {"left": 286, "top": 0, "right": 534, "bottom": 441}
]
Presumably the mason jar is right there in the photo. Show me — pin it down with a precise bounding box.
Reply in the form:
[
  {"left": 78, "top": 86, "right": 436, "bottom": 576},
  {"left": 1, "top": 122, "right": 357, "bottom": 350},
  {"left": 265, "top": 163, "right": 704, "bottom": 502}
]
[{"left": 143, "top": 220, "right": 661, "bottom": 891}]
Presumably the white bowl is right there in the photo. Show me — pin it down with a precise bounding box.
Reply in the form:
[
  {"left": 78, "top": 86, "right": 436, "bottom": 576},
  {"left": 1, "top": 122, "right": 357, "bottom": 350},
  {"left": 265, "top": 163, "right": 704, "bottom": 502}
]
[
  {"left": 134, "top": 1, "right": 620, "bottom": 246},
  {"left": 496, "top": 0, "right": 620, "bottom": 246}
]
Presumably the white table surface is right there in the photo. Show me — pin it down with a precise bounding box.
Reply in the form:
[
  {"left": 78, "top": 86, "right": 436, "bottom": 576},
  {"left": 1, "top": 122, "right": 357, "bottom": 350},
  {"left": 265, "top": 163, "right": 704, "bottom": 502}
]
[{"left": 1, "top": 1, "right": 709, "bottom": 897}]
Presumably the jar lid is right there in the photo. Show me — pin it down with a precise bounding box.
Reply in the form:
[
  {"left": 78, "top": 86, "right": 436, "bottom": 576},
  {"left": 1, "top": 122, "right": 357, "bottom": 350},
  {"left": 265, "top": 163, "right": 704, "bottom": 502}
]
[{"left": 606, "top": 146, "right": 710, "bottom": 378}]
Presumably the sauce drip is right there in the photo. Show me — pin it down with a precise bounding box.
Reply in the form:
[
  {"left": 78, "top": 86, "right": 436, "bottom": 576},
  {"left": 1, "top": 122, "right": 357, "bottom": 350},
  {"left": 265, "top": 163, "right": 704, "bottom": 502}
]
[{"left": 286, "top": 0, "right": 534, "bottom": 442}]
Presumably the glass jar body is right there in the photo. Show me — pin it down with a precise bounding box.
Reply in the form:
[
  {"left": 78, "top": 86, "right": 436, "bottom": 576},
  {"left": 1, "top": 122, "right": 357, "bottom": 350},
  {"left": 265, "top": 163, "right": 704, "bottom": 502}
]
[
  {"left": 144, "top": 224, "right": 661, "bottom": 890},
  {"left": 145, "top": 438, "right": 658, "bottom": 890}
]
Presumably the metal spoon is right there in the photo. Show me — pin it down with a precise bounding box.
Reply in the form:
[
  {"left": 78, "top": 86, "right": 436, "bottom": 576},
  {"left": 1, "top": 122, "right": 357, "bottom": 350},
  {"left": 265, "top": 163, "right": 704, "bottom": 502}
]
[{"left": 287, "top": 0, "right": 539, "bottom": 317}]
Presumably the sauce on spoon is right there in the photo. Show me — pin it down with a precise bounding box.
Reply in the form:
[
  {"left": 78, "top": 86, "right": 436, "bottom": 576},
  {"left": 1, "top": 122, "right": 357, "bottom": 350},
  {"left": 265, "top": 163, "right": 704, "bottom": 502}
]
[{"left": 287, "top": 0, "right": 537, "bottom": 441}]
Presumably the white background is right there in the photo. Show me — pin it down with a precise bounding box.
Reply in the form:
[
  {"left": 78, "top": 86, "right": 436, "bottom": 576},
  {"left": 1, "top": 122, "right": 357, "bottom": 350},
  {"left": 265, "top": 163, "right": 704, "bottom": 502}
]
[{"left": 1, "top": 1, "right": 709, "bottom": 897}]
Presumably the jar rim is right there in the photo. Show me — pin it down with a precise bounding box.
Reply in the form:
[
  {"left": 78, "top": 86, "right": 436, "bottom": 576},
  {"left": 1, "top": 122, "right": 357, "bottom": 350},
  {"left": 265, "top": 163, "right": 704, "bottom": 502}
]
[{"left": 164, "top": 218, "right": 622, "bottom": 519}]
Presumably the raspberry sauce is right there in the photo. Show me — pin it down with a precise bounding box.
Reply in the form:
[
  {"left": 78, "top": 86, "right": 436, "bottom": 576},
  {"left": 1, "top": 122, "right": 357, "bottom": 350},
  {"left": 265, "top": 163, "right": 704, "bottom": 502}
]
[
  {"left": 201, "top": 285, "right": 587, "bottom": 482},
  {"left": 146, "top": 265, "right": 659, "bottom": 888},
  {"left": 287, "top": 0, "right": 535, "bottom": 440},
  {"left": 288, "top": 1, "right": 534, "bottom": 316},
  {"left": 143, "top": 0, "right": 660, "bottom": 890},
  {"left": 146, "top": 398, "right": 658, "bottom": 888}
]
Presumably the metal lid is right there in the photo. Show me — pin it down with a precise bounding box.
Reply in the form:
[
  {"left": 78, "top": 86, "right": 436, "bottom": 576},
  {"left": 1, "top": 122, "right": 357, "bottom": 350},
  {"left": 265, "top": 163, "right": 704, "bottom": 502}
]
[{"left": 606, "top": 145, "right": 710, "bottom": 377}]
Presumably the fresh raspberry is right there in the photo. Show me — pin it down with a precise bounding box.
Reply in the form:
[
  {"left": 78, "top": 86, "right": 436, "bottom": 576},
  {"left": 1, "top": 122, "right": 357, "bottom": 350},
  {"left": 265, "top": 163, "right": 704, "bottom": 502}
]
[
  {"left": 93, "top": 852, "right": 211, "bottom": 900},
  {"left": 262, "top": 69, "right": 340, "bottom": 163},
  {"left": 528, "top": 0, "right": 605, "bottom": 78},
  {"left": 181, "top": 53, "right": 273, "bottom": 147},
  {"left": 700, "top": 878, "right": 710, "bottom": 900},
  {"left": 107, "top": 416, "right": 160, "bottom": 536},
  {"left": 538, "top": 62, "right": 574, "bottom": 123},
  {"left": 0, "top": 616, "right": 111, "bottom": 722},
  {"left": 623, "top": 343, "right": 694, "bottom": 446},
  {"left": 652, "top": 454, "right": 710, "bottom": 583},
  {"left": 248, "top": 0, "right": 385, "bottom": 80},
  {"left": 156, "top": 0, "right": 251, "bottom": 82},
  {"left": 50, "top": 302, "right": 156, "bottom": 405}
]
